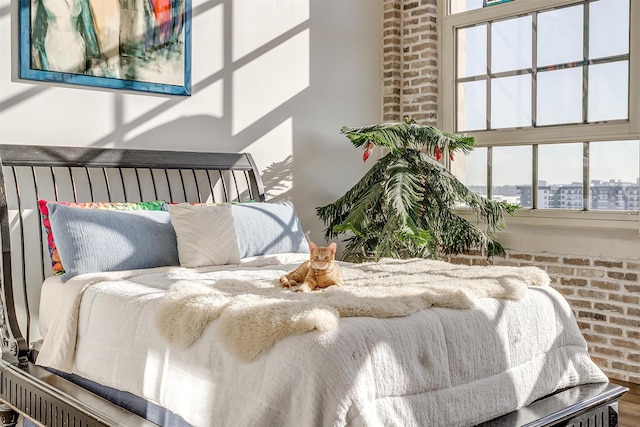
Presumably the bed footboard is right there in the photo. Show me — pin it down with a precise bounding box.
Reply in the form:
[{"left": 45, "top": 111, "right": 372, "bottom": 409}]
[
  {"left": 0, "top": 363, "right": 628, "bottom": 427},
  {"left": 0, "top": 359, "right": 157, "bottom": 427},
  {"left": 477, "top": 382, "right": 628, "bottom": 427}
]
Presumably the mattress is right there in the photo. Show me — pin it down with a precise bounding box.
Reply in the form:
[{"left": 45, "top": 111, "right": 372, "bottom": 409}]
[
  {"left": 39, "top": 275, "right": 66, "bottom": 339},
  {"left": 35, "top": 256, "right": 607, "bottom": 427}
]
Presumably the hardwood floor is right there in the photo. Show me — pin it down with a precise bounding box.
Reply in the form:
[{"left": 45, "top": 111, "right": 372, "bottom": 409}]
[{"left": 613, "top": 380, "right": 640, "bottom": 427}]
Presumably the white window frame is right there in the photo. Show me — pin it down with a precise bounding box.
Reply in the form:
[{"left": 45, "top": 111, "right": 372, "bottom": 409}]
[{"left": 439, "top": 0, "right": 640, "bottom": 232}]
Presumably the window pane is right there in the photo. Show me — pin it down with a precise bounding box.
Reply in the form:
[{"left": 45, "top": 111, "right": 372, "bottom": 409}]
[
  {"left": 457, "top": 25, "right": 487, "bottom": 78},
  {"left": 491, "top": 16, "right": 532, "bottom": 73},
  {"left": 590, "top": 140, "right": 639, "bottom": 211},
  {"left": 491, "top": 74, "right": 531, "bottom": 129},
  {"left": 456, "top": 147, "right": 487, "bottom": 196},
  {"left": 458, "top": 80, "right": 486, "bottom": 131},
  {"left": 538, "top": 143, "right": 583, "bottom": 209},
  {"left": 589, "top": 0, "right": 629, "bottom": 59},
  {"left": 537, "top": 5, "right": 583, "bottom": 67},
  {"left": 588, "top": 61, "right": 629, "bottom": 122},
  {"left": 492, "top": 146, "right": 532, "bottom": 207},
  {"left": 537, "top": 68, "right": 583, "bottom": 126},
  {"left": 450, "top": 0, "right": 484, "bottom": 14}
]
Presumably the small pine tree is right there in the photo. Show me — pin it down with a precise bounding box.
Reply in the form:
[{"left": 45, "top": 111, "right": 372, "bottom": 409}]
[{"left": 316, "top": 118, "right": 517, "bottom": 262}]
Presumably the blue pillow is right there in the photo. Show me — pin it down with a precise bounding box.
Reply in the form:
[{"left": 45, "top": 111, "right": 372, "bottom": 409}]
[
  {"left": 47, "top": 202, "right": 179, "bottom": 281},
  {"left": 230, "top": 202, "right": 309, "bottom": 258}
]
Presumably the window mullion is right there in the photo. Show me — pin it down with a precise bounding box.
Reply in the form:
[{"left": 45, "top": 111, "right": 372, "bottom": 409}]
[
  {"left": 532, "top": 144, "right": 538, "bottom": 209},
  {"left": 582, "top": 2, "right": 589, "bottom": 124},
  {"left": 532, "top": 12, "right": 538, "bottom": 128},
  {"left": 486, "top": 22, "right": 492, "bottom": 130},
  {"left": 583, "top": 142, "right": 590, "bottom": 210},
  {"left": 487, "top": 146, "right": 493, "bottom": 199}
]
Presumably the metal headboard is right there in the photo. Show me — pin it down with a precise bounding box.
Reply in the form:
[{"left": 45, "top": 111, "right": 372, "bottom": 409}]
[{"left": 0, "top": 144, "right": 265, "bottom": 363}]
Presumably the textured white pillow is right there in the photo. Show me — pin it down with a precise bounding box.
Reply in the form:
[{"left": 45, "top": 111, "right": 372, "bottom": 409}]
[{"left": 168, "top": 203, "right": 241, "bottom": 267}]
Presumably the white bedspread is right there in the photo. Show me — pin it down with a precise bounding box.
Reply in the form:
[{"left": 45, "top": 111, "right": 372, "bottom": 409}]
[{"left": 36, "top": 255, "right": 607, "bottom": 427}]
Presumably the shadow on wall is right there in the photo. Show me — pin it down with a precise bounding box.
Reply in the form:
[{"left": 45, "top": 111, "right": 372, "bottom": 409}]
[
  {"left": 115, "top": 114, "right": 239, "bottom": 153},
  {"left": 261, "top": 155, "right": 294, "bottom": 201}
]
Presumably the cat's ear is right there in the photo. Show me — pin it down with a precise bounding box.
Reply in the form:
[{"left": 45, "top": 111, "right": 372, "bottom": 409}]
[
  {"left": 328, "top": 242, "right": 337, "bottom": 254},
  {"left": 308, "top": 241, "right": 317, "bottom": 251}
]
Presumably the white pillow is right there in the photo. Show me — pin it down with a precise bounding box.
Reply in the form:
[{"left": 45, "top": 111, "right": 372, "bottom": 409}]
[{"left": 168, "top": 203, "right": 241, "bottom": 267}]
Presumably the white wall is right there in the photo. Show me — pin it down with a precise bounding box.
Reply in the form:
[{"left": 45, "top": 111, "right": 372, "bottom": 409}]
[{"left": 0, "top": 0, "right": 382, "bottom": 245}]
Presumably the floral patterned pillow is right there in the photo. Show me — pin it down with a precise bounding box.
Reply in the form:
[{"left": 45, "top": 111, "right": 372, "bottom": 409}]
[{"left": 37, "top": 200, "right": 167, "bottom": 276}]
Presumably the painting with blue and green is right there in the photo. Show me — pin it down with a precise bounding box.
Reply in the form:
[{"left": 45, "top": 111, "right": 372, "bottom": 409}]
[{"left": 19, "top": 0, "right": 191, "bottom": 96}]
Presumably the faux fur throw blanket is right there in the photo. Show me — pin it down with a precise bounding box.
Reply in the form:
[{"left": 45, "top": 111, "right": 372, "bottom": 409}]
[{"left": 157, "top": 258, "right": 549, "bottom": 361}]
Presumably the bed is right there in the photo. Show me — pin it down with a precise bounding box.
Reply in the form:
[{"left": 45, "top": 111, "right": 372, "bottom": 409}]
[{"left": 0, "top": 144, "right": 627, "bottom": 427}]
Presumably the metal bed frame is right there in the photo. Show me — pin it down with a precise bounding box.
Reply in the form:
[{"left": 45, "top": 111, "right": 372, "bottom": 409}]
[{"left": 0, "top": 144, "right": 626, "bottom": 426}]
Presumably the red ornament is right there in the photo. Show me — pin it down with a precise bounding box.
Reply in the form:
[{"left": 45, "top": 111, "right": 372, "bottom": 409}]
[
  {"left": 435, "top": 146, "right": 442, "bottom": 161},
  {"left": 363, "top": 142, "right": 374, "bottom": 162}
]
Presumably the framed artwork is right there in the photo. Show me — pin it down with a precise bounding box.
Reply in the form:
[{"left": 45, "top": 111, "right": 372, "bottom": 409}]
[{"left": 18, "top": 0, "right": 191, "bottom": 96}]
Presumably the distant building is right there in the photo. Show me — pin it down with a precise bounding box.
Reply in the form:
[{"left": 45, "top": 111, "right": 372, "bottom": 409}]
[{"left": 515, "top": 180, "right": 639, "bottom": 210}]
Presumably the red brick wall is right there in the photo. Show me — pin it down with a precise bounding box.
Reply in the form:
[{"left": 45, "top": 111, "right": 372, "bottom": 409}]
[
  {"left": 382, "top": 0, "right": 438, "bottom": 124},
  {"left": 383, "top": 0, "right": 402, "bottom": 122}
]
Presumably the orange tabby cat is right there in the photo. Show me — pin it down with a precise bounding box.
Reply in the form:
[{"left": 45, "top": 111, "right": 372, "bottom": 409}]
[{"left": 279, "top": 241, "right": 343, "bottom": 292}]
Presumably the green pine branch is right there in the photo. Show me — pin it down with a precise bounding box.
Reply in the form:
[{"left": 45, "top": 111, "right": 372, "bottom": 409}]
[
  {"left": 340, "top": 117, "right": 476, "bottom": 160},
  {"left": 316, "top": 119, "right": 518, "bottom": 262}
]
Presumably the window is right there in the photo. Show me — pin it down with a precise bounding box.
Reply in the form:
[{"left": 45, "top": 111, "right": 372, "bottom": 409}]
[
  {"left": 590, "top": 140, "right": 640, "bottom": 210},
  {"left": 440, "top": 0, "right": 640, "bottom": 212}
]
